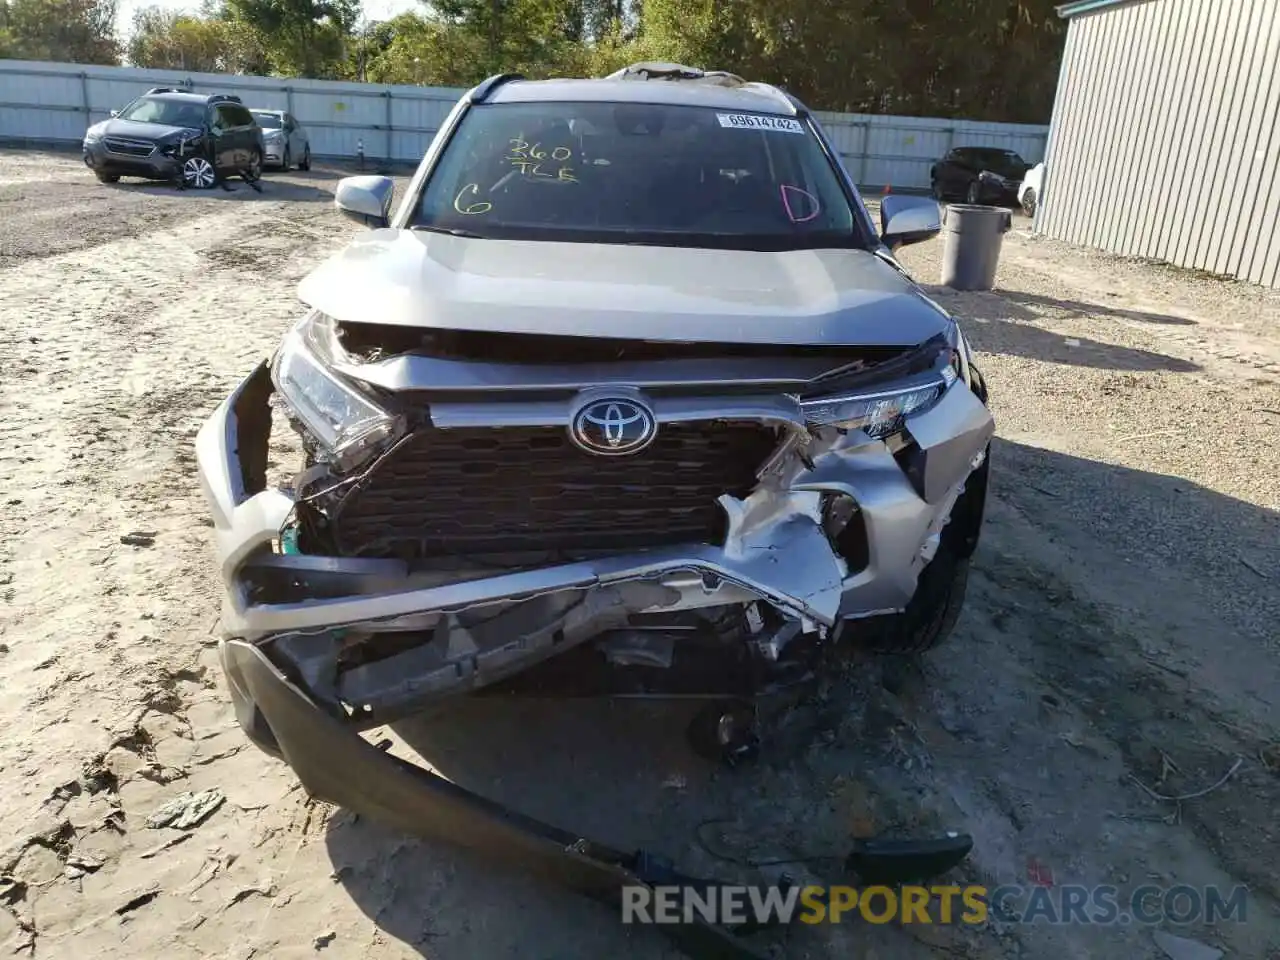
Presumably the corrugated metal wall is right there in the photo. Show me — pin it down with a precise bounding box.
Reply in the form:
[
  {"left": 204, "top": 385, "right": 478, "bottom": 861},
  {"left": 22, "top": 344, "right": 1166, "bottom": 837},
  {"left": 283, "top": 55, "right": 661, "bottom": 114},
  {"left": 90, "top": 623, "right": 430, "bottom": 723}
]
[
  {"left": 0, "top": 59, "right": 465, "bottom": 162},
  {"left": 1038, "top": 0, "right": 1280, "bottom": 287},
  {"left": 0, "top": 58, "right": 1048, "bottom": 191}
]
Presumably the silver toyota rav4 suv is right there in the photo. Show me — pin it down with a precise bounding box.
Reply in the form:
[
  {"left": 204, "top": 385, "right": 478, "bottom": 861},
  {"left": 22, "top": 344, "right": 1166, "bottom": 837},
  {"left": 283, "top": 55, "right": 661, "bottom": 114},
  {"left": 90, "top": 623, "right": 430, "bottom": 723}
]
[{"left": 196, "top": 62, "right": 993, "bottom": 931}]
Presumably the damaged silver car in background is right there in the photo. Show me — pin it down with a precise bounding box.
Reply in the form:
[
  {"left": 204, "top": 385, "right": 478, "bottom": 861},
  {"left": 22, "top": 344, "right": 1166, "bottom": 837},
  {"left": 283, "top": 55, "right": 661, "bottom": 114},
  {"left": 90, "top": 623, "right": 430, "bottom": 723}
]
[{"left": 196, "top": 62, "right": 995, "bottom": 960}]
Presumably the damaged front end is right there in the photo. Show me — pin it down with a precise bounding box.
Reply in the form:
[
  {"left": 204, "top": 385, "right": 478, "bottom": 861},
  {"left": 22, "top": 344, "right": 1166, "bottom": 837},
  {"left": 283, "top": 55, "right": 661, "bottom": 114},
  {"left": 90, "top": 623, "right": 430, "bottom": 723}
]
[
  {"left": 201, "top": 311, "right": 992, "bottom": 729},
  {"left": 197, "top": 309, "right": 993, "bottom": 958}
]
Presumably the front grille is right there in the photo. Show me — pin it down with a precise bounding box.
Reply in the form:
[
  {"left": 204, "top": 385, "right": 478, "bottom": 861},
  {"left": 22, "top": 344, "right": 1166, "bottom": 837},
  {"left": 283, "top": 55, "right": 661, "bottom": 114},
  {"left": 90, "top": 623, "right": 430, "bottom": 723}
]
[
  {"left": 326, "top": 421, "right": 780, "bottom": 561},
  {"left": 104, "top": 137, "right": 155, "bottom": 157}
]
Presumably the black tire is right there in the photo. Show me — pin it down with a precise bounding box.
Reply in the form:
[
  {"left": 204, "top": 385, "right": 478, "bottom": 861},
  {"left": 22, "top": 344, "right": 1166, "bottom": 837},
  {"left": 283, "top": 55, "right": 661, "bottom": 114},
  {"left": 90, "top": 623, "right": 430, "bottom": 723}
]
[
  {"left": 1021, "top": 188, "right": 1037, "bottom": 218},
  {"left": 298, "top": 147, "right": 311, "bottom": 171},
  {"left": 95, "top": 172, "right": 119, "bottom": 183},
  {"left": 931, "top": 178, "right": 945, "bottom": 201},
  {"left": 966, "top": 180, "right": 981, "bottom": 204},
  {"left": 855, "top": 445, "right": 990, "bottom": 654},
  {"left": 282, "top": 146, "right": 291, "bottom": 171},
  {"left": 861, "top": 548, "right": 971, "bottom": 655}
]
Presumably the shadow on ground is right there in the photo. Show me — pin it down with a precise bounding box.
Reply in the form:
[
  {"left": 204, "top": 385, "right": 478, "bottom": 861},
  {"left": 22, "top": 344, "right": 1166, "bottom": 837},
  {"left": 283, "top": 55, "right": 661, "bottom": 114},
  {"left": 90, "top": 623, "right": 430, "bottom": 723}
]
[
  {"left": 321, "top": 441, "right": 1280, "bottom": 960},
  {"left": 924, "top": 286, "right": 1202, "bottom": 373},
  {"left": 998, "top": 288, "right": 1198, "bottom": 326},
  {"left": 118, "top": 175, "right": 335, "bottom": 203}
]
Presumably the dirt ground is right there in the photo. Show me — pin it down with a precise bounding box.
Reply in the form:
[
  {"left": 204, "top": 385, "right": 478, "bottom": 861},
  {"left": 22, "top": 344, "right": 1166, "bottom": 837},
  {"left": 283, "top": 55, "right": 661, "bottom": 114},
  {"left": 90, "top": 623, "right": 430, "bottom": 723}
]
[{"left": 1, "top": 148, "right": 1279, "bottom": 960}]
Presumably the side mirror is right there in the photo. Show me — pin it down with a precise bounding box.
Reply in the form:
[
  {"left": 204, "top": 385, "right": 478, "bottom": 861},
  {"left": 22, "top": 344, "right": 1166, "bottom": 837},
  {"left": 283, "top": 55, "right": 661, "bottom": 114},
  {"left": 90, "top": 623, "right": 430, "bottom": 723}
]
[
  {"left": 335, "top": 175, "right": 394, "bottom": 228},
  {"left": 109, "top": 109, "right": 119, "bottom": 118},
  {"left": 879, "top": 194, "right": 942, "bottom": 251}
]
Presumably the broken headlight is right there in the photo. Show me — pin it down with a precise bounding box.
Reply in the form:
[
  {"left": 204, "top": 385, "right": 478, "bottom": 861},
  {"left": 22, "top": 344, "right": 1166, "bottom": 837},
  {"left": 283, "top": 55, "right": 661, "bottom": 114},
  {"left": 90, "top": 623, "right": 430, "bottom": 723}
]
[
  {"left": 799, "top": 372, "right": 953, "bottom": 439},
  {"left": 799, "top": 326, "right": 963, "bottom": 439},
  {"left": 271, "top": 312, "right": 397, "bottom": 461}
]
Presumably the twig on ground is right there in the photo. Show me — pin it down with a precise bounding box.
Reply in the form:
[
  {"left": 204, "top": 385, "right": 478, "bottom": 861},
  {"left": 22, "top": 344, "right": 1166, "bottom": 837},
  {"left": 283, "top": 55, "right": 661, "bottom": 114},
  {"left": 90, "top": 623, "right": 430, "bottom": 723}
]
[
  {"left": 1109, "top": 810, "right": 1180, "bottom": 826},
  {"left": 1130, "top": 757, "right": 1244, "bottom": 804},
  {"left": 1157, "top": 749, "right": 1181, "bottom": 785},
  {"left": 1238, "top": 556, "right": 1268, "bottom": 579},
  {"left": 1258, "top": 745, "right": 1280, "bottom": 773},
  {"left": 1143, "top": 656, "right": 1188, "bottom": 678}
]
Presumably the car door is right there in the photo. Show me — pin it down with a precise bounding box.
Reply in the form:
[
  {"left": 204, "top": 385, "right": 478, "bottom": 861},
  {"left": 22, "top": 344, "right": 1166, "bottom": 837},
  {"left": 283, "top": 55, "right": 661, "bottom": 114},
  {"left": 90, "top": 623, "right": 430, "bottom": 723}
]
[
  {"left": 233, "top": 105, "right": 258, "bottom": 166},
  {"left": 209, "top": 104, "right": 237, "bottom": 171}
]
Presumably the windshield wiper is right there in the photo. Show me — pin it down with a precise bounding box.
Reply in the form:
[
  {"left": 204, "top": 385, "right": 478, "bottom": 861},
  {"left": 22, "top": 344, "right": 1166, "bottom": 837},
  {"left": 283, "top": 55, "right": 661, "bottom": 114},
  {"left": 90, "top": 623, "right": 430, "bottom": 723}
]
[{"left": 411, "top": 224, "right": 488, "bottom": 240}]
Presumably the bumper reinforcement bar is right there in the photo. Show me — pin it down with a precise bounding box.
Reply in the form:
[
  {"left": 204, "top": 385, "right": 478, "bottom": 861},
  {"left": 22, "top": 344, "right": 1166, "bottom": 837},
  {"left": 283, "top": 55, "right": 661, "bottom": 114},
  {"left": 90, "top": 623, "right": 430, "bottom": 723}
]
[{"left": 226, "top": 639, "right": 973, "bottom": 959}]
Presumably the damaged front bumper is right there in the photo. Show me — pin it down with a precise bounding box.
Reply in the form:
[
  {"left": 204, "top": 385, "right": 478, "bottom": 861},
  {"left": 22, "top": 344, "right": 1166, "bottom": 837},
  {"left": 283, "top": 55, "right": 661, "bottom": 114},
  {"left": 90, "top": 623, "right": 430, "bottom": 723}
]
[
  {"left": 223, "top": 637, "right": 777, "bottom": 956},
  {"left": 198, "top": 360, "right": 992, "bottom": 959},
  {"left": 223, "top": 636, "right": 975, "bottom": 959},
  {"left": 197, "top": 360, "right": 993, "bottom": 726}
]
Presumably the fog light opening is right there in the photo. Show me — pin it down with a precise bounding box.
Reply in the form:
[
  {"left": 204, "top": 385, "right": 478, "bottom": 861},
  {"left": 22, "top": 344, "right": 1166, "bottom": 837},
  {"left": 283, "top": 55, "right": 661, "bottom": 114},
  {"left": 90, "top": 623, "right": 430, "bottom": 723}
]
[
  {"left": 822, "top": 493, "right": 858, "bottom": 540},
  {"left": 822, "top": 493, "right": 870, "bottom": 573}
]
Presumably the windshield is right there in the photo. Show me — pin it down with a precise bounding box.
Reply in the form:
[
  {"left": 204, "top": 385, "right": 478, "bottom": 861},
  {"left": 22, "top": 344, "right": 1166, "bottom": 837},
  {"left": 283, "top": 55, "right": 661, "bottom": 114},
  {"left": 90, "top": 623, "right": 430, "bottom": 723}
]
[
  {"left": 970, "top": 148, "right": 1027, "bottom": 177},
  {"left": 414, "top": 101, "right": 863, "bottom": 250},
  {"left": 117, "top": 97, "right": 205, "bottom": 128},
  {"left": 252, "top": 111, "right": 282, "bottom": 129}
]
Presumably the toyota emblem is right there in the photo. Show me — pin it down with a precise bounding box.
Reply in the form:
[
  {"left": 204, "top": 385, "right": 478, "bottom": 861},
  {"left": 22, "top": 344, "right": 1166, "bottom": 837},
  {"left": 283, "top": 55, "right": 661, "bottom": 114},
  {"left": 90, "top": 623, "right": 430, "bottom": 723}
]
[{"left": 570, "top": 397, "right": 658, "bottom": 456}]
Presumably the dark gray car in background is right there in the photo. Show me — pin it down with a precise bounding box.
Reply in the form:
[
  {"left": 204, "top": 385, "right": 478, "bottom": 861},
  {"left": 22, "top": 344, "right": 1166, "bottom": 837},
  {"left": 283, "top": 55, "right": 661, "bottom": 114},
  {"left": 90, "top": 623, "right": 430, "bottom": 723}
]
[
  {"left": 83, "top": 89, "right": 263, "bottom": 188},
  {"left": 931, "top": 145, "right": 1030, "bottom": 206}
]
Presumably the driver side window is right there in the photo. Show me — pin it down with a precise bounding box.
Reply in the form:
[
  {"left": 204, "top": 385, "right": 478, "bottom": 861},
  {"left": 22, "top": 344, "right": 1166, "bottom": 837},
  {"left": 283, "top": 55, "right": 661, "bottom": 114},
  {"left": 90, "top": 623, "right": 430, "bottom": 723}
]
[{"left": 211, "top": 104, "right": 236, "bottom": 133}]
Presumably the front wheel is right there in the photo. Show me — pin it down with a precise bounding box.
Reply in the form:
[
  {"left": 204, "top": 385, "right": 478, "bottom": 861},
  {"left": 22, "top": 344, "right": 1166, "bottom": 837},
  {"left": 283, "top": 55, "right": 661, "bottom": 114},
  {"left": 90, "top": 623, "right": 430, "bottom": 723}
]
[
  {"left": 931, "top": 178, "right": 945, "bottom": 201},
  {"left": 867, "top": 550, "right": 972, "bottom": 655},
  {"left": 298, "top": 146, "right": 311, "bottom": 171},
  {"left": 853, "top": 447, "right": 990, "bottom": 654},
  {"left": 182, "top": 156, "right": 216, "bottom": 189},
  {"left": 94, "top": 171, "right": 119, "bottom": 184},
  {"left": 966, "top": 180, "right": 981, "bottom": 204},
  {"left": 282, "top": 146, "right": 291, "bottom": 171}
]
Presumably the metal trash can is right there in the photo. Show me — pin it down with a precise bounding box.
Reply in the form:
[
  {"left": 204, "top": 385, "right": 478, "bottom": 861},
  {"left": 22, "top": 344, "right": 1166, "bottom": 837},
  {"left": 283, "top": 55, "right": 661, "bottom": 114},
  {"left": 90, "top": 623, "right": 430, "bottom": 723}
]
[{"left": 940, "top": 204, "right": 1012, "bottom": 291}]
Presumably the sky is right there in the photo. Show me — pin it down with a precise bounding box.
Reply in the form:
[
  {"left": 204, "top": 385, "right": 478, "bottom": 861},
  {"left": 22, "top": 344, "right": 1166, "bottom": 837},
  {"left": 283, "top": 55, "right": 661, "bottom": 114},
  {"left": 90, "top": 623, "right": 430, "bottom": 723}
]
[{"left": 114, "top": 0, "right": 422, "bottom": 43}]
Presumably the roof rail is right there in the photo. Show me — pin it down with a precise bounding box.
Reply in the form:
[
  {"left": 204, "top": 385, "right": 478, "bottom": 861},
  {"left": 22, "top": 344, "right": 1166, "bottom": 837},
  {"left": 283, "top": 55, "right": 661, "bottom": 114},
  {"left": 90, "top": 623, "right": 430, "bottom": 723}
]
[
  {"left": 208, "top": 93, "right": 243, "bottom": 104},
  {"left": 604, "top": 62, "right": 799, "bottom": 114},
  {"left": 472, "top": 72, "right": 525, "bottom": 103},
  {"left": 605, "top": 62, "right": 734, "bottom": 82},
  {"left": 145, "top": 86, "right": 182, "bottom": 95}
]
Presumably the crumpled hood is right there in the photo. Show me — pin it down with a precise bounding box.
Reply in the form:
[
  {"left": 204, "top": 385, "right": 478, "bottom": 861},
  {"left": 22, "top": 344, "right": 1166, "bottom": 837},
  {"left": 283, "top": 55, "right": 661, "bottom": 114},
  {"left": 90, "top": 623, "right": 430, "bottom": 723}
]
[
  {"left": 90, "top": 118, "right": 201, "bottom": 142},
  {"left": 297, "top": 229, "right": 954, "bottom": 347}
]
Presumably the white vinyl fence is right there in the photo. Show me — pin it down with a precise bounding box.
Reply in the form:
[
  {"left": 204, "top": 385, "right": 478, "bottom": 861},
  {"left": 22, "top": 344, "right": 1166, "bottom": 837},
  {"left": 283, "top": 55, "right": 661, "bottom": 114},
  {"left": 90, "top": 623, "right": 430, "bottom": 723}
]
[{"left": 0, "top": 58, "right": 1049, "bottom": 191}]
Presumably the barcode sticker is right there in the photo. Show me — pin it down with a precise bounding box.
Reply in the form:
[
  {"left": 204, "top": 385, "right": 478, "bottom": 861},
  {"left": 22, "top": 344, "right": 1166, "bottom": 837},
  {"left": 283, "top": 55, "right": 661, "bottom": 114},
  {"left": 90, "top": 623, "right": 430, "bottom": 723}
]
[{"left": 716, "top": 113, "right": 805, "bottom": 134}]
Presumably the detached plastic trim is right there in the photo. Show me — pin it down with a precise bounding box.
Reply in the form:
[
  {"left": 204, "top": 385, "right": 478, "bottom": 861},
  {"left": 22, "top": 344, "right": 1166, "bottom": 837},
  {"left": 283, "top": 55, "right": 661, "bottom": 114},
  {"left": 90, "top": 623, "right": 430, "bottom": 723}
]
[{"left": 223, "top": 639, "right": 771, "bottom": 960}]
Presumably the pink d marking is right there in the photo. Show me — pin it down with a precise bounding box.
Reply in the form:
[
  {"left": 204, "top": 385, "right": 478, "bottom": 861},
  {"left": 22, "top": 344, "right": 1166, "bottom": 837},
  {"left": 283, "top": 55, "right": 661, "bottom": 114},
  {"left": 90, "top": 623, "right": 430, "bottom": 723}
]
[{"left": 781, "top": 184, "right": 820, "bottom": 223}]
